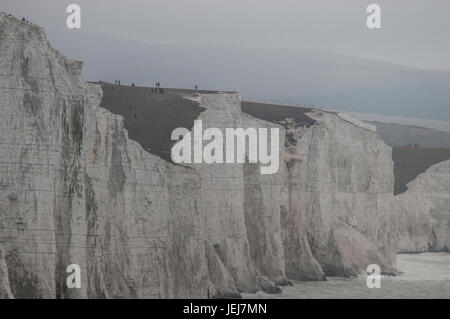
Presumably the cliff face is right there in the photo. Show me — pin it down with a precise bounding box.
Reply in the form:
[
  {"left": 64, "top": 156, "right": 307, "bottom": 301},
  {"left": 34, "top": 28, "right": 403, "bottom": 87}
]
[
  {"left": 0, "top": 13, "right": 397, "bottom": 298},
  {"left": 0, "top": 13, "right": 211, "bottom": 298},
  {"left": 279, "top": 112, "right": 397, "bottom": 277},
  {"left": 0, "top": 245, "right": 13, "bottom": 298},
  {"left": 396, "top": 160, "right": 450, "bottom": 253}
]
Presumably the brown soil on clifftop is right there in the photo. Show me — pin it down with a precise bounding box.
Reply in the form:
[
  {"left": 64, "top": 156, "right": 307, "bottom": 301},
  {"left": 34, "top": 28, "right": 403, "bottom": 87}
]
[
  {"left": 97, "top": 82, "right": 317, "bottom": 162},
  {"left": 241, "top": 101, "right": 316, "bottom": 128},
  {"left": 393, "top": 147, "right": 450, "bottom": 195},
  {"left": 97, "top": 82, "right": 211, "bottom": 161}
]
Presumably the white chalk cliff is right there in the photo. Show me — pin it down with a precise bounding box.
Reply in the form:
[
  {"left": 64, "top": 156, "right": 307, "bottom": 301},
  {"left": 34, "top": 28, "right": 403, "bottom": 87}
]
[
  {"left": 396, "top": 160, "right": 450, "bottom": 253},
  {"left": 0, "top": 13, "right": 398, "bottom": 298}
]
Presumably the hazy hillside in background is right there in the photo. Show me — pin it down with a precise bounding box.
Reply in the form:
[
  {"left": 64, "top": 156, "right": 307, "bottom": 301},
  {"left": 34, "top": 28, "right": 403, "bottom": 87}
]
[
  {"left": 371, "top": 121, "right": 450, "bottom": 148},
  {"left": 46, "top": 27, "right": 450, "bottom": 121}
]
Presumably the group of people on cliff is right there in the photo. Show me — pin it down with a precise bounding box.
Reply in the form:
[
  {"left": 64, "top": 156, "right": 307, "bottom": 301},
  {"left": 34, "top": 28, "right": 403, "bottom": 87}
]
[{"left": 152, "top": 82, "right": 164, "bottom": 94}]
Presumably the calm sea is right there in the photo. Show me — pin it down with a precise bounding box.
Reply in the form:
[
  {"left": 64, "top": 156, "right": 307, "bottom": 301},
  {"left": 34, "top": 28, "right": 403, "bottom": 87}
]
[{"left": 243, "top": 253, "right": 450, "bottom": 299}]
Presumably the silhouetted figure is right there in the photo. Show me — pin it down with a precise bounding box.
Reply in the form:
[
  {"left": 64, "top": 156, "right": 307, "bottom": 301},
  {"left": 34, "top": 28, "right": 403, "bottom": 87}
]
[
  {"left": 131, "top": 83, "right": 135, "bottom": 86},
  {"left": 118, "top": 80, "right": 121, "bottom": 86},
  {"left": 115, "top": 80, "right": 117, "bottom": 85},
  {"left": 151, "top": 87, "right": 154, "bottom": 93},
  {"left": 22, "top": 18, "right": 25, "bottom": 22},
  {"left": 195, "top": 85, "right": 198, "bottom": 90}
]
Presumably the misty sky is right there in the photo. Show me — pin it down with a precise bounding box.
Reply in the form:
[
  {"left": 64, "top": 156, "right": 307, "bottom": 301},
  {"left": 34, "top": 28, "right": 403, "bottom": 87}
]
[{"left": 2, "top": 0, "right": 450, "bottom": 70}]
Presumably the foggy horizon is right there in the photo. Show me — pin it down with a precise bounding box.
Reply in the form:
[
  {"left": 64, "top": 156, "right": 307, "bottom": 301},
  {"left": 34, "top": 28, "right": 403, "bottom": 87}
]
[
  {"left": 2, "top": 1, "right": 450, "bottom": 123},
  {"left": 2, "top": 0, "right": 450, "bottom": 70}
]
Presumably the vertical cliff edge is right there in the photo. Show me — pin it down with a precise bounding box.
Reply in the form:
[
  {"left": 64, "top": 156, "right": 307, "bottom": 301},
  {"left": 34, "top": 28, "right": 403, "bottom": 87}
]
[{"left": 0, "top": 13, "right": 397, "bottom": 298}]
